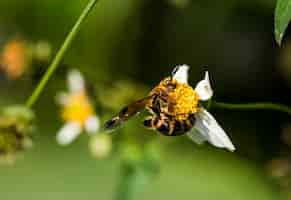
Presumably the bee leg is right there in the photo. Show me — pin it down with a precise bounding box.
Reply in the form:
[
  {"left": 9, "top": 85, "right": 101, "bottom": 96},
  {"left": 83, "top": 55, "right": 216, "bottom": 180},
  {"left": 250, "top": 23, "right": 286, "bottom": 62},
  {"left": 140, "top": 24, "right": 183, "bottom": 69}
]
[
  {"left": 188, "top": 114, "right": 196, "bottom": 126},
  {"left": 143, "top": 116, "right": 157, "bottom": 129},
  {"left": 168, "top": 120, "right": 175, "bottom": 136}
]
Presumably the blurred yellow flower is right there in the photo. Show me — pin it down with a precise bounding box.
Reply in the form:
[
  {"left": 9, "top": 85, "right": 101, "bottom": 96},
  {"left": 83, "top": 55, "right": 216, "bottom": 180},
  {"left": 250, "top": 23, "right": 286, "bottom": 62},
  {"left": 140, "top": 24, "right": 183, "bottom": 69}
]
[
  {"left": 62, "top": 92, "right": 95, "bottom": 126},
  {"left": 56, "top": 69, "right": 100, "bottom": 146}
]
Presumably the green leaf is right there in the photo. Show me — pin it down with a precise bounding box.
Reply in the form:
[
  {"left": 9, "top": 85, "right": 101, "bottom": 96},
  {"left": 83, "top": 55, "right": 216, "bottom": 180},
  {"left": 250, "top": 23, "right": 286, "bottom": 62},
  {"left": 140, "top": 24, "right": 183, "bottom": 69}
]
[{"left": 275, "top": 0, "right": 291, "bottom": 46}]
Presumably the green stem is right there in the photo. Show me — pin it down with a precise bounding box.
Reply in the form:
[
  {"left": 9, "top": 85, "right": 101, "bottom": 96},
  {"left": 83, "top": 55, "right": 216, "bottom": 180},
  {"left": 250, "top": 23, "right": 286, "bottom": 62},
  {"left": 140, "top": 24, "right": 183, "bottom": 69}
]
[
  {"left": 115, "top": 163, "right": 138, "bottom": 200},
  {"left": 25, "top": 0, "right": 98, "bottom": 108},
  {"left": 212, "top": 101, "right": 291, "bottom": 115}
]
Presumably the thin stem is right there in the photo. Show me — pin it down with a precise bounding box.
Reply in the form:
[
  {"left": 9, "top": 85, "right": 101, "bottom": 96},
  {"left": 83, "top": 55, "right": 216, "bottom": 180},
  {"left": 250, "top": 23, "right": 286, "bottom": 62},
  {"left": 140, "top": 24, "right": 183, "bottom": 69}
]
[
  {"left": 207, "top": 98, "right": 212, "bottom": 110},
  {"left": 212, "top": 101, "right": 291, "bottom": 115},
  {"left": 115, "top": 163, "right": 137, "bottom": 200},
  {"left": 26, "top": 0, "right": 98, "bottom": 108}
]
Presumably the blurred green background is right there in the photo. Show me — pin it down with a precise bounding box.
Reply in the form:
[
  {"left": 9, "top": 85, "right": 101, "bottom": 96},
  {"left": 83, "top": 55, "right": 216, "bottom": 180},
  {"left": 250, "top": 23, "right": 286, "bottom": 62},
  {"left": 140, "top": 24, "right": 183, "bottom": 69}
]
[{"left": 0, "top": 0, "right": 290, "bottom": 199}]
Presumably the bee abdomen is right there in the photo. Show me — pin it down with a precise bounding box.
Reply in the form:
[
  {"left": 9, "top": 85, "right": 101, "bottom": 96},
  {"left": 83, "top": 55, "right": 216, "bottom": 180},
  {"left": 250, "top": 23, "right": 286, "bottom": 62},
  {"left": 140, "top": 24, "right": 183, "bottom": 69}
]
[
  {"left": 144, "top": 114, "right": 196, "bottom": 136},
  {"left": 165, "top": 115, "right": 196, "bottom": 136},
  {"left": 157, "top": 121, "right": 170, "bottom": 135},
  {"left": 143, "top": 116, "right": 171, "bottom": 135},
  {"left": 171, "top": 121, "right": 187, "bottom": 136}
]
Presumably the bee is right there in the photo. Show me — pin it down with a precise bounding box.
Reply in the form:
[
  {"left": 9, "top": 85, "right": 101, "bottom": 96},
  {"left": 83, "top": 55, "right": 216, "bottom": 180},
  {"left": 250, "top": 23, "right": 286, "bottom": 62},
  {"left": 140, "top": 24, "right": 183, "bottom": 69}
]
[{"left": 105, "top": 65, "right": 235, "bottom": 151}]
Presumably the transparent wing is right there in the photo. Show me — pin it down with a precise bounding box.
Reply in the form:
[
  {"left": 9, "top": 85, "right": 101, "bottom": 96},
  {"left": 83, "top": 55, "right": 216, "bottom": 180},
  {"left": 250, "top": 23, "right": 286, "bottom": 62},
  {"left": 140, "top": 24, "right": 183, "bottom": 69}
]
[
  {"left": 186, "top": 108, "right": 235, "bottom": 151},
  {"left": 104, "top": 96, "right": 151, "bottom": 131}
]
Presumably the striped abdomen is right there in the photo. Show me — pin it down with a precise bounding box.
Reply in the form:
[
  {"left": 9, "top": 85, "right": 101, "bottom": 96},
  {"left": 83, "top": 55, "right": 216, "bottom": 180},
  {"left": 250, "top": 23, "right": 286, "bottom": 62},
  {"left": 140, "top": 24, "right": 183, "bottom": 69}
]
[{"left": 143, "top": 114, "right": 195, "bottom": 136}]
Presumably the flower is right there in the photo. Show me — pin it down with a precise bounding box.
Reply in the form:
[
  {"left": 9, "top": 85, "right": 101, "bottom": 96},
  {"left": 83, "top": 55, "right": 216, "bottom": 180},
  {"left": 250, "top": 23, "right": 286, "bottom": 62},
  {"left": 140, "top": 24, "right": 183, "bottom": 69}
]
[
  {"left": 32, "top": 40, "right": 52, "bottom": 62},
  {"left": 105, "top": 65, "right": 235, "bottom": 152},
  {"left": 172, "top": 65, "right": 235, "bottom": 151},
  {"left": 0, "top": 38, "right": 31, "bottom": 79},
  {"left": 0, "top": 105, "right": 34, "bottom": 163},
  {"left": 56, "top": 69, "right": 100, "bottom": 146},
  {"left": 89, "top": 133, "right": 112, "bottom": 159}
]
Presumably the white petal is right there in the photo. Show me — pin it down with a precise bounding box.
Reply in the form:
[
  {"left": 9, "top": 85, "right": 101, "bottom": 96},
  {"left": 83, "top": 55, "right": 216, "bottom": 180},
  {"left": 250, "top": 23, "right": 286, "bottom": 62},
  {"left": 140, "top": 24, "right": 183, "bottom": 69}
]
[
  {"left": 172, "top": 64, "right": 189, "bottom": 84},
  {"left": 55, "top": 92, "right": 69, "bottom": 105},
  {"left": 68, "top": 69, "right": 85, "bottom": 92},
  {"left": 187, "top": 108, "right": 235, "bottom": 151},
  {"left": 186, "top": 129, "right": 206, "bottom": 144},
  {"left": 195, "top": 71, "right": 213, "bottom": 101},
  {"left": 84, "top": 116, "right": 100, "bottom": 135},
  {"left": 56, "top": 122, "right": 82, "bottom": 146}
]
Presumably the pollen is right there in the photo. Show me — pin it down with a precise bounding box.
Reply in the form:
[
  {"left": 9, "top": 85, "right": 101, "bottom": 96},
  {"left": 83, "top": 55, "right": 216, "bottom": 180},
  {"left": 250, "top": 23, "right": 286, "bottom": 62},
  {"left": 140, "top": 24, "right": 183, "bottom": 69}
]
[
  {"left": 169, "top": 82, "right": 199, "bottom": 120},
  {"left": 150, "top": 78, "right": 199, "bottom": 121},
  {"left": 62, "top": 91, "right": 94, "bottom": 125}
]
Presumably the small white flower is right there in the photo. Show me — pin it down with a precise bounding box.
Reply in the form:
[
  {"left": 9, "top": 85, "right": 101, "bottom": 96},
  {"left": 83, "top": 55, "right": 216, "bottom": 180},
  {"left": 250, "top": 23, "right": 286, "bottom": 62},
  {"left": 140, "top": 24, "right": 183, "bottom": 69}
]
[
  {"left": 172, "top": 65, "right": 235, "bottom": 151},
  {"left": 89, "top": 134, "right": 112, "bottom": 159},
  {"left": 56, "top": 69, "right": 100, "bottom": 146}
]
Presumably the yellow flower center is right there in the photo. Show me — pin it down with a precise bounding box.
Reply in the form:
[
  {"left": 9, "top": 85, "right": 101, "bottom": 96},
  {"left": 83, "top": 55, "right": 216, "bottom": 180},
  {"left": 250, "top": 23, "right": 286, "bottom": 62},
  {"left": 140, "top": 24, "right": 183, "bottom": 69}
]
[
  {"left": 62, "top": 92, "right": 94, "bottom": 125},
  {"left": 149, "top": 78, "right": 199, "bottom": 121},
  {"left": 170, "top": 81, "right": 199, "bottom": 117}
]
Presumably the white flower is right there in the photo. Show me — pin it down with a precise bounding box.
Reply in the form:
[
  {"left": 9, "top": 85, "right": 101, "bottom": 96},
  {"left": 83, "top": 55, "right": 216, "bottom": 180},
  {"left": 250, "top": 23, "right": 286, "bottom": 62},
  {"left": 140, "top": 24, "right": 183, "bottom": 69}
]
[
  {"left": 173, "top": 65, "right": 235, "bottom": 151},
  {"left": 56, "top": 69, "right": 100, "bottom": 146},
  {"left": 56, "top": 122, "right": 82, "bottom": 146}
]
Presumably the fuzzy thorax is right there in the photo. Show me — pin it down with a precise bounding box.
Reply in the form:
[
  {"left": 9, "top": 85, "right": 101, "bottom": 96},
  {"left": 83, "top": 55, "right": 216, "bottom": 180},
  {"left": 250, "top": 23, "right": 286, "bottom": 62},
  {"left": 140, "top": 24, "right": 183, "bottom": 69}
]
[{"left": 62, "top": 91, "right": 94, "bottom": 125}]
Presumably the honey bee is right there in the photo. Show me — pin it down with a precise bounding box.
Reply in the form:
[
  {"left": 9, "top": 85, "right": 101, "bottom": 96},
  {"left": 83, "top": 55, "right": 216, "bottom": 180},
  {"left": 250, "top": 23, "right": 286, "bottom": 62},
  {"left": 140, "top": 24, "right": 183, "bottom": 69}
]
[{"left": 105, "top": 65, "right": 235, "bottom": 151}]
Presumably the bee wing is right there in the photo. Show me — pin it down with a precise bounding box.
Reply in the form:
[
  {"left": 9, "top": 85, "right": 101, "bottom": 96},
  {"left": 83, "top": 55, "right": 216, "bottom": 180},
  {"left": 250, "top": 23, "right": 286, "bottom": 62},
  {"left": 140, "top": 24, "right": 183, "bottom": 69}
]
[
  {"left": 104, "top": 96, "right": 151, "bottom": 131},
  {"left": 186, "top": 108, "right": 235, "bottom": 152}
]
